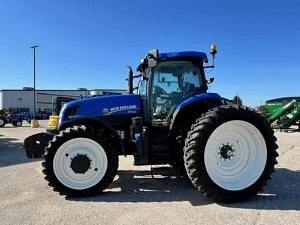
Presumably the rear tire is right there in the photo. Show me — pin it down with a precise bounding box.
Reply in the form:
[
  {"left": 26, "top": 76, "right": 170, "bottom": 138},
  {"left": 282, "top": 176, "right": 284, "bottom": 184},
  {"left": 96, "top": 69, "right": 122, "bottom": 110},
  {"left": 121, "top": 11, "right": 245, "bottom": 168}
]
[
  {"left": 42, "top": 125, "right": 119, "bottom": 197},
  {"left": 184, "top": 105, "right": 278, "bottom": 202}
]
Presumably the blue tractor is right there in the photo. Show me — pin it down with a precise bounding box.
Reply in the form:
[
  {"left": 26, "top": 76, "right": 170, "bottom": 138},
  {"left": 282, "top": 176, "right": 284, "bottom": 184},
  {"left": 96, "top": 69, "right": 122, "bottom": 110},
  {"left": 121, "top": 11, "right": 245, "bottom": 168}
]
[
  {"left": 23, "top": 46, "right": 278, "bottom": 202},
  {"left": 0, "top": 112, "right": 31, "bottom": 127}
]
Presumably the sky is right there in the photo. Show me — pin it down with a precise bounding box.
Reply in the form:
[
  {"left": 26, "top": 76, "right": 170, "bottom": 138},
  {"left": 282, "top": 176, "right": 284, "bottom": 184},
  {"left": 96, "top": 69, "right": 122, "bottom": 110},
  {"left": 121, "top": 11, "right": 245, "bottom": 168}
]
[{"left": 1, "top": 0, "right": 299, "bottom": 107}]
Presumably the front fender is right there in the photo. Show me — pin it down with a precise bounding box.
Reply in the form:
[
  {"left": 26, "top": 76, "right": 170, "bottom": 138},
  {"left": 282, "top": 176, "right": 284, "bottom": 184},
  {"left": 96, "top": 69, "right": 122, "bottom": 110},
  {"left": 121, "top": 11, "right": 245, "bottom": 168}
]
[{"left": 59, "top": 117, "right": 127, "bottom": 156}]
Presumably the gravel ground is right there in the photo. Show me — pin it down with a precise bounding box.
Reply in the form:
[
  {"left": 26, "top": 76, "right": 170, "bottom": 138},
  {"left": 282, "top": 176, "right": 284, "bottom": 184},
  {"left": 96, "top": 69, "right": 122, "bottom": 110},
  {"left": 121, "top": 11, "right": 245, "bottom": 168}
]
[{"left": 0, "top": 120, "right": 300, "bottom": 225}]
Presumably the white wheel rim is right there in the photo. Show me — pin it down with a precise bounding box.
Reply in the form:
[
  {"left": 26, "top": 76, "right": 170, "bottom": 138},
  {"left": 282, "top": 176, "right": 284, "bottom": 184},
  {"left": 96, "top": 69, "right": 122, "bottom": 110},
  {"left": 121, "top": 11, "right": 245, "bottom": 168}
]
[
  {"left": 0, "top": 119, "right": 4, "bottom": 126},
  {"left": 17, "top": 122, "right": 21, "bottom": 126},
  {"left": 204, "top": 120, "right": 267, "bottom": 191},
  {"left": 53, "top": 138, "right": 108, "bottom": 190}
]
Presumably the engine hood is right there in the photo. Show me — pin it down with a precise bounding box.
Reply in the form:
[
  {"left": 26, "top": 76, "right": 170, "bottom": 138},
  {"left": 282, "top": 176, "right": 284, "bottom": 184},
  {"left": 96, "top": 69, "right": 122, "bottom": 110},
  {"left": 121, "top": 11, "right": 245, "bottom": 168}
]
[{"left": 60, "top": 94, "right": 141, "bottom": 125}]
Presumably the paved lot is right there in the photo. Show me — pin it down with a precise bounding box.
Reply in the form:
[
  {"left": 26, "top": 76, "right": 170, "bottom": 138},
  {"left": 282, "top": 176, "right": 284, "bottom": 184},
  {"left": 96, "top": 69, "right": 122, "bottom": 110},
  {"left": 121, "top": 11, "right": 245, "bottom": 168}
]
[{"left": 0, "top": 120, "right": 300, "bottom": 225}]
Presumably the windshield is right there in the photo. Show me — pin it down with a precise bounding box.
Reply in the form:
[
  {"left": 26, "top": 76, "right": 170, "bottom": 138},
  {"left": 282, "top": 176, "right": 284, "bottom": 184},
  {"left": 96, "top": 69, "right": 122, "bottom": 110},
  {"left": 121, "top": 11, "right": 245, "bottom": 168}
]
[
  {"left": 151, "top": 61, "right": 204, "bottom": 126},
  {"left": 153, "top": 61, "right": 202, "bottom": 94}
]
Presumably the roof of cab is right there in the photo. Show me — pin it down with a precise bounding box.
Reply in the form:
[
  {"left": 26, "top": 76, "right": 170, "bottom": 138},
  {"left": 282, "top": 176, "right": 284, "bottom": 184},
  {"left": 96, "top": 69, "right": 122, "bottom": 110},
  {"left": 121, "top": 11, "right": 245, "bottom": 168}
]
[{"left": 159, "top": 51, "right": 207, "bottom": 60}]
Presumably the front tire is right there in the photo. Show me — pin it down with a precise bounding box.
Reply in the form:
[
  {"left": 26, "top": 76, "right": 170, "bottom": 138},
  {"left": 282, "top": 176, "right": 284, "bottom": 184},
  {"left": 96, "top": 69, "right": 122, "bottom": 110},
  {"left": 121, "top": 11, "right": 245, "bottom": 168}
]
[
  {"left": 42, "top": 125, "right": 119, "bottom": 197},
  {"left": 0, "top": 117, "right": 6, "bottom": 127},
  {"left": 13, "top": 121, "right": 22, "bottom": 127},
  {"left": 184, "top": 105, "right": 278, "bottom": 202}
]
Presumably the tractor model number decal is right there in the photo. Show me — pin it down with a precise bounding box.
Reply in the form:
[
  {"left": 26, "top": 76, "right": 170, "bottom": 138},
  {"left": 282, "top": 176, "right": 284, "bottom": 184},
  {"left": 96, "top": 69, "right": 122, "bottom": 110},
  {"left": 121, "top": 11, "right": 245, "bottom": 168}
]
[{"left": 103, "top": 105, "right": 138, "bottom": 115}]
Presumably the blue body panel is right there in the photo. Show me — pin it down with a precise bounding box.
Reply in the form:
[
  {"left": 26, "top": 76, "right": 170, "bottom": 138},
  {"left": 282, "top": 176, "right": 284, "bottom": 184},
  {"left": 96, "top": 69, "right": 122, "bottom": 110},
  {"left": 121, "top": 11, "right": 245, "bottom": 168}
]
[
  {"left": 6, "top": 113, "right": 30, "bottom": 122},
  {"left": 59, "top": 94, "right": 141, "bottom": 128},
  {"left": 159, "top": 51, "right": 207, "bottom": 60},
  {"left": 177, "top": 93, "right": 224, "bottom": 110}
]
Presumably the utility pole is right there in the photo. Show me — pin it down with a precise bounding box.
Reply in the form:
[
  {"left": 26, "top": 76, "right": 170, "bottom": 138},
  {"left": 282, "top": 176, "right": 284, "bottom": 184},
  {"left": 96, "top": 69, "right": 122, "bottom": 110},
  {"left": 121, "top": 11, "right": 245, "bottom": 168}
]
[
  {"left": 31, "top": 45, "right": 39, "bottom": 127},
  {"left": 260, "top": 100, "right": 264, "bottom": 106}
]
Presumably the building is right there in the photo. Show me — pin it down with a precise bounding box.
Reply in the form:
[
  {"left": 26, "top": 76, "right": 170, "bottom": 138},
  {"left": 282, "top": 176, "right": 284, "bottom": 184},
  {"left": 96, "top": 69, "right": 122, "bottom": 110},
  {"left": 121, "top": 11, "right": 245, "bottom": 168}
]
[
  {"left": 0, "top": 88, "right": 127, "bottom": 116},
  {"left": 90, "top": 89, "right": 128, "bottom": 96}
]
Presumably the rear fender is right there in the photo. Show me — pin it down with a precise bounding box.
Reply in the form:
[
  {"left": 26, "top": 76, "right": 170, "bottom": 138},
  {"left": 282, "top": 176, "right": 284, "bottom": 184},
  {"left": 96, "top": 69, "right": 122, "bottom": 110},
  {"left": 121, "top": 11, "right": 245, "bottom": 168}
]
[
  {"left": 59, "top": 117, "right": 127, "bottom": 156},
  {"left": 169, "top": 94, "right": 234, "bottom": 130}
]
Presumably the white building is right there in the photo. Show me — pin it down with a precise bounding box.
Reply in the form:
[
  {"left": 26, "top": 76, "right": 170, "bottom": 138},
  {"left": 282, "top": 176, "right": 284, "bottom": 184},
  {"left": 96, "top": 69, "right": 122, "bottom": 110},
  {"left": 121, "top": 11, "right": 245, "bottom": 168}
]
[
  {"left": 0, "top": 88, "right": 127, "bottom": 115},
  {"left": 90, "top": 89, "right": 128, "bottom": 96}
]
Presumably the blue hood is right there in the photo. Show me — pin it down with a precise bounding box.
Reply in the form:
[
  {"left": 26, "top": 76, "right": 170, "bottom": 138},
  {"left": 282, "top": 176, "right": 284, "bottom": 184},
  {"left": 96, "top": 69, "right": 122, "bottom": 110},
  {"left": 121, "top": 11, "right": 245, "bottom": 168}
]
[{"left": 60, "top": 94, "right": 141, "bottom": 125}]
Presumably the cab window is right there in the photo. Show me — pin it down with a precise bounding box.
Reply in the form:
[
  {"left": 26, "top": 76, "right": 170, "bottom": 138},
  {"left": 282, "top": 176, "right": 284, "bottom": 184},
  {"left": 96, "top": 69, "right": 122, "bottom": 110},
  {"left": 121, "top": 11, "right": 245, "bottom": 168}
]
[{"left": 151, "top": 61, "right": 203, "bottom": 126}]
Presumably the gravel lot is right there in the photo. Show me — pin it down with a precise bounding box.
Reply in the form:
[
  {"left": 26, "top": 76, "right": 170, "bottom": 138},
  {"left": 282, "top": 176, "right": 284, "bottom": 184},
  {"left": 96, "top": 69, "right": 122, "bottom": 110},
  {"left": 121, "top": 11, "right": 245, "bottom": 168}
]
[{"left": 0, "top": 120, "right": 300, "bottom": 225}]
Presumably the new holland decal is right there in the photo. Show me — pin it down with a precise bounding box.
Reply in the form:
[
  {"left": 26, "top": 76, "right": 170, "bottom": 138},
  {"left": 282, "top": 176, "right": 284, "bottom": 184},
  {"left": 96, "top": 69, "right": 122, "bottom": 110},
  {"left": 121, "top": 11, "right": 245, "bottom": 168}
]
[{"left": 103, "top": 105, "right": 138, "bottom": 115}]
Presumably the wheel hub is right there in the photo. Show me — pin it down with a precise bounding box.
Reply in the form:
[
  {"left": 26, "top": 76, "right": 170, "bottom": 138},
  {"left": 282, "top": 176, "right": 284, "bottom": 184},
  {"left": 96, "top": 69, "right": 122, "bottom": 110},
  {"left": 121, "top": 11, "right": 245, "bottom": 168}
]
[
  {"left": 220, "top": 144, "right": 234, "bottom": 159},
  {"left": 70, "top": 154, "right": 91, "bottom": 174}
]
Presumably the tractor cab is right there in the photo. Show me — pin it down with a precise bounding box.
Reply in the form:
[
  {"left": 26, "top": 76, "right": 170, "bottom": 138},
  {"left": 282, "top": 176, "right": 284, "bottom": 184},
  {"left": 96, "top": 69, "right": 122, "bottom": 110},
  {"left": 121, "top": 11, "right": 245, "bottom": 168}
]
[
  {"left": 127, "top": 46, "right": 218, "bottom": 165},
  {"left": 133, "top": 47, "right": 216, "bottom": 127},
  {"left": 141, "top": 60, "right": 206, "bottom": 127}
]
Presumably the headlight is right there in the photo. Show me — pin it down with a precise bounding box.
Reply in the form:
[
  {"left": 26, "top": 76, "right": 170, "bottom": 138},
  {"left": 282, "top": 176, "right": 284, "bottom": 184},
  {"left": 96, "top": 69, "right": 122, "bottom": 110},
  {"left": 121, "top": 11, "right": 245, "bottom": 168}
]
[
  {"left": 58, "top": 104, "right": 80, "bottom": 128},
  {"left": 63, "top": 105, "right": 80, "bottom": 121}
]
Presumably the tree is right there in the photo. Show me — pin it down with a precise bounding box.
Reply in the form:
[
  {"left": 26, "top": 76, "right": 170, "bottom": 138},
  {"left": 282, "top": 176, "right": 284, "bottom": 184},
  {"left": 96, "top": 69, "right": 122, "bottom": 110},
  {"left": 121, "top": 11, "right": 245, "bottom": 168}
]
[
  {"left": 233, "top": 95, "right": 243, "bottom": 106},
  {"left": 257, "top": 105, "right": 270, "bottom": 118}
]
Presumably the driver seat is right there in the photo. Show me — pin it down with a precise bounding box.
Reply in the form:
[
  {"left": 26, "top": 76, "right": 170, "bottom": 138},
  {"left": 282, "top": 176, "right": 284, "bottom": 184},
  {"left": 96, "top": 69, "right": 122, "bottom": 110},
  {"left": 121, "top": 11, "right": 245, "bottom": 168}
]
[{"left": 184, "top": 82, "right": 196, "bottom": 97}]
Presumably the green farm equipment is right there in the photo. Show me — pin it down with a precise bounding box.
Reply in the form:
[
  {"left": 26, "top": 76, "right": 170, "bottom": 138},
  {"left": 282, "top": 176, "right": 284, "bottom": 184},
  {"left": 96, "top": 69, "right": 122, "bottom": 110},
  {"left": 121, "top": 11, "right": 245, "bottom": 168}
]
[{"left": 266, "top": 99, "right": 300, "bottom": 129}]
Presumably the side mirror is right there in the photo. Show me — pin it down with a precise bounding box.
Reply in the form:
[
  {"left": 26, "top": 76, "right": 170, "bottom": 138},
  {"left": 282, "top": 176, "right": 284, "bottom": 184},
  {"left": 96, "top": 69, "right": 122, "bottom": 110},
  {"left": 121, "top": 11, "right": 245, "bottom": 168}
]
[
  {"left": 207, "top": 77, "right": 214, "bottom": 84},
  {"left": 147, "top": 49, "right": 159, "bottom": 68}
]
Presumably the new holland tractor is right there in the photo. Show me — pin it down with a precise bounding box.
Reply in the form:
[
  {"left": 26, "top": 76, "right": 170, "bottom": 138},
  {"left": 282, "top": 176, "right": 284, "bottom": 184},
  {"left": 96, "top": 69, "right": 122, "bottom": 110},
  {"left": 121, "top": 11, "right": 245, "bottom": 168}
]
[{"left": 23, "top": 45, "right": 278, "bottom": 202}]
